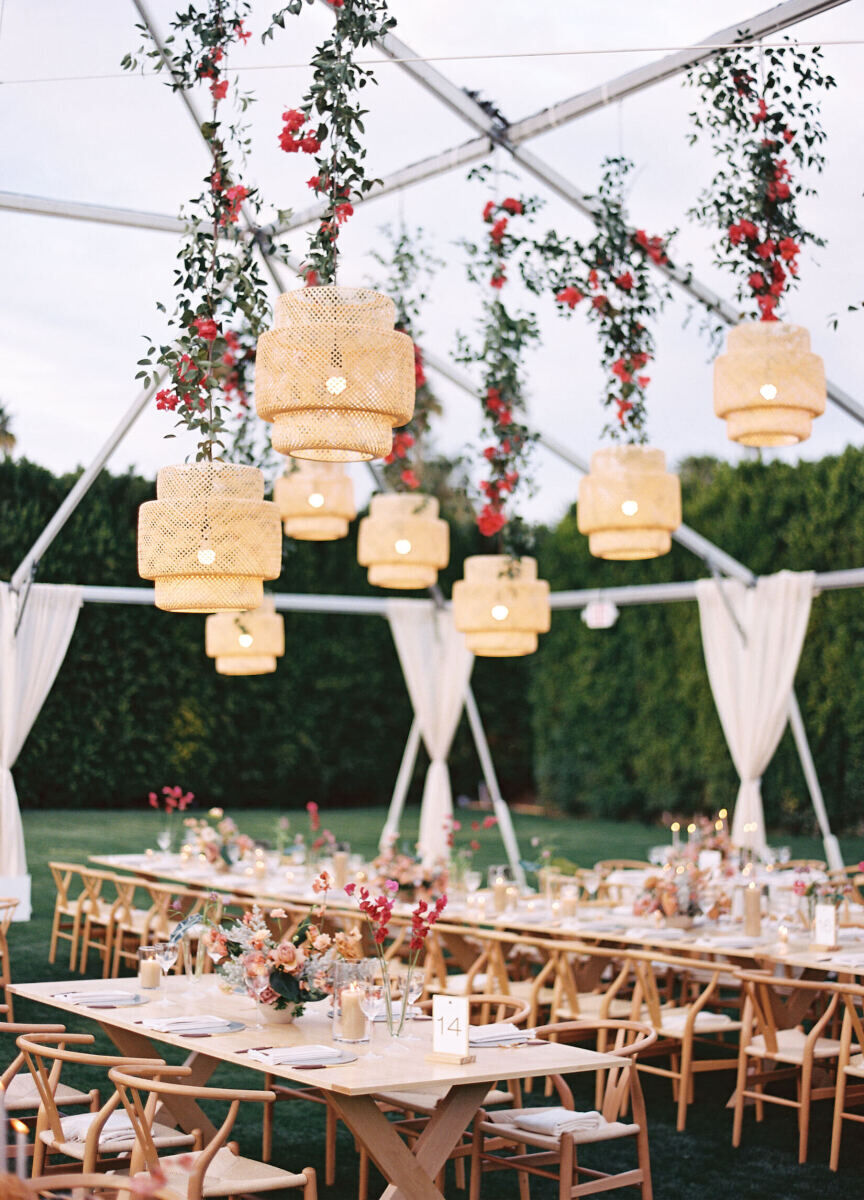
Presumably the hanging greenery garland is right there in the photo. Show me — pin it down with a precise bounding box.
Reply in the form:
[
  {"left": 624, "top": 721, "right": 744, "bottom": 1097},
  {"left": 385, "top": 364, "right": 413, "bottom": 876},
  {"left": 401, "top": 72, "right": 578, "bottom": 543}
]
[
  {"left": 124, "top": 0, "right": 289, "bottom": 462},
  {"left": 456, "top": 178, "right": 542, "bottom": 554},
  {"left": 272, "top": 0, "right": 396, "bottom": 284},
  {"left": 686, "top": 40, "right": 835, "bottom": 321}
]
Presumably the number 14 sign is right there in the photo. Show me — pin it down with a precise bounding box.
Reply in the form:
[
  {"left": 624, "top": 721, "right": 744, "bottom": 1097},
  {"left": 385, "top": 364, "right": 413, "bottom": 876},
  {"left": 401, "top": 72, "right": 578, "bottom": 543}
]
[{"left": 427, "top": 995, "right": 474, "bottom": 1065}]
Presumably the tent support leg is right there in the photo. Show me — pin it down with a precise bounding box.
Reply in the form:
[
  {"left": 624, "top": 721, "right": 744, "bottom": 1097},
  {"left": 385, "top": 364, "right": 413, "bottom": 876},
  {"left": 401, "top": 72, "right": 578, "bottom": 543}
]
[
  {"left": 380, "top": 717, "right": 422, "bottom": 852},
  {"left": 787, "top": 691, "right": 843, "bottom": 871},
  {"left": 464, "top": 687, "right": 525, "bottom": 888}
]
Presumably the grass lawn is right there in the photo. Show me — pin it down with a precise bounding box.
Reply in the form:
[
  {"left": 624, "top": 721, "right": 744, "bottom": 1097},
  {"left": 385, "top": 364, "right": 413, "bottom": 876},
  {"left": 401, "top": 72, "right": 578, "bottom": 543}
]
[{"left": 6, "top": 807, "right": 864, "bottom": 1198}]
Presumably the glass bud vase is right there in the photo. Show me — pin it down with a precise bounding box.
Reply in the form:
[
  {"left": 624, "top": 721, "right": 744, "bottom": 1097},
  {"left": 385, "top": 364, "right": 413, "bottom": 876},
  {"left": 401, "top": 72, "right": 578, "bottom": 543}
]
[{"left": 182, "top": 928, "right": 207, "bottom": 986}]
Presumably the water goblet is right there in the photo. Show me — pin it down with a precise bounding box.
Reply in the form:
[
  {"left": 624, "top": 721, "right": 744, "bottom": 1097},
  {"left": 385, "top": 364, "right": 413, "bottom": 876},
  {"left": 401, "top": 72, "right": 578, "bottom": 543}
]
[
  {"left": 153, "top": 941, "right": 178, "bottom": 1002},
  {"left": 156, "top": 829, "right": 172, "bottom": 854},
  {"left": 244, "top": 966, "right": 270, "bottom": 1029}
]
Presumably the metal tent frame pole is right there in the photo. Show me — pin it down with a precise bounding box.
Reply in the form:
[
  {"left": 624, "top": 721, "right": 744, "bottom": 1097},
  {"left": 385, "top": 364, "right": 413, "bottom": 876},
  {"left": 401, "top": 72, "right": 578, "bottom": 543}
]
[
  {"left": 379, "top": 716, "right": 423, "bottom": 851},
  {"left": 464, "top": 688, "right": 526, "bottom": 889}
]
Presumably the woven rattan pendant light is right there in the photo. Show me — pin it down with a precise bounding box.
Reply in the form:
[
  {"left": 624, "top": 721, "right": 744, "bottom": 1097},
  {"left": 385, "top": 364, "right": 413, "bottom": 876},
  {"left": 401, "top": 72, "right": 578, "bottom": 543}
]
[
  {"left": 138, "top": 461, "right": 282, "bottom": 613},
  {"left": 205, "top": 597, "right": 285, "bottom": 676},
  {"left": 713, "top": 321, "right": 826, "bottom": 447},
  {"left": 255, "top": 286, "right": 415, "bottom": 462},
  {"left": 577, "top": 445, "right": 681, "bottom": 561},
  {"left": 453, "top": 555, "right": 550, "bottom": 657},
  {"left": 357, "top": 493, "right": 449, "bottom": 589},
  {"left": 274, "top": 460, "right": 356, "bottom": 541}
]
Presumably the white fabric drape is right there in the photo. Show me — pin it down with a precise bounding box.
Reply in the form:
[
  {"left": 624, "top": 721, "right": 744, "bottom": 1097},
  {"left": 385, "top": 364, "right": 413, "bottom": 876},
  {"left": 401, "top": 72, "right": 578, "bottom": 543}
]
[
  {"left": 696, "top": 570, "right": 813, "bottom": 851},
  {"left": 0, "top": 582, "right": 83, "bottom": 875},
  {"left": 385, "top": 599, "right": 474, "bottom": 866}
]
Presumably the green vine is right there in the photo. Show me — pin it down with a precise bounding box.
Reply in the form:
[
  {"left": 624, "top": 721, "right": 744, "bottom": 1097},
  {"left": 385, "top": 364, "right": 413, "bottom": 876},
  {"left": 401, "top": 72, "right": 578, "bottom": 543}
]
[{"left": 687, "top": 37, "right": 835, "bottom": 321}]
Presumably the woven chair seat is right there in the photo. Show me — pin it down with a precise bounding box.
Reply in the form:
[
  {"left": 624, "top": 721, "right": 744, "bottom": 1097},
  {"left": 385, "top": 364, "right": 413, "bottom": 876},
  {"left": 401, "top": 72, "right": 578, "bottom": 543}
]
[
  {"left": 484, "top": 1107, "right": 640, "bottom": 1147},
  {"left": 157, "top": 1147, "right": 309, "bottom": 1196},
  {"left": 5, "top": 1074, "right": 91, "bottom": 1111},
  {"left": 426, "top": 972, "right": 488, "bottom": 995},
  {"left": 843, "top": 1051, "right": 864, "bottom": 1078},
  {"left": 746, "top": 1028, "right": 843, "bottom": 1064},
  {"left": 40, "top": 1114, "right": 194, "bottom": 1159},
  {"left": 373, "top": 1085, "right": 515, "bottom": 1113},
  {"left": 656, "top": 1006, "right": 741, "bottom": 1038},
  {"left": 552, "top": 993, "right": 637, "bottom": 1021}
]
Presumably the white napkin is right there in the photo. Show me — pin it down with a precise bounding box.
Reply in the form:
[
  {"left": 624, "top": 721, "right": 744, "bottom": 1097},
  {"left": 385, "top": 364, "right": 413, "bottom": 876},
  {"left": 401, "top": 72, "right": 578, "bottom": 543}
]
[
  {"left": 502, "top": 1107, "right": 602, "bottom": 1137},
  {"left": 247, "top": 1044, "right": 342, "bottom": 1065},
  {"left": 61, "top": 1111, "right": 135, "bottom": 1145},
  {"left": 141, "top": 1014, "right": 233, "bottom": 1033},
  {"left": 662, "top": 1011, "right": 733, "bottom": 1032},
  {"left": 54, "top": 990, "right": 134, "bottom": 1005},
  {"left": 830, "top": 954, "right": 864, "bottom": 969},
  {"left": 468, "top": 1022, "right": 527, "bottom": 1046}
]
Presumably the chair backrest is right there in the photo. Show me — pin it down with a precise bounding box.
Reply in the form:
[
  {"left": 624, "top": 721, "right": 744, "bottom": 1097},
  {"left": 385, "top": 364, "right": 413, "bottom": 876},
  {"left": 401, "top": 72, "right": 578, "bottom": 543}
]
[
  {"left": 736, "top": 971, "right": 840, "bottom": 1055},
  {"left": 108, "top": 1065, "right": 274, "bottom": 1184},
  {"left": 419, "top": 992, "right": 531, "bottom": 1025},
  {"left": 142, "top": 882, "right": 207, "bottom": 942},
  {"left": 48, "top": 862, "right": 87, "bottom": 913},
  {"left": 534, "top": 1019, "right": 656, "bottom": 1121},
  {"left": 16, "top": 1032, "right": 164, "bottom": 1150},
  {"left": 0, "top": 899, "right": 18, "bottom": 937},
  {"left": 1, "top": 1016, "right": 66, "bottom": 1091}
]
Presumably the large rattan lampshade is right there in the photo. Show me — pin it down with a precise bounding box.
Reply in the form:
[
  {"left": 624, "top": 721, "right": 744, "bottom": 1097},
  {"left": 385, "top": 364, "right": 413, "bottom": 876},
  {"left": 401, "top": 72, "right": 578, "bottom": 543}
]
[
  {"left": 138, "top": 461, "right": 282, "bottom": 613},
  {"left": 713, "top": 321, "right": 826, "bottom": 447},
  {"left": 453, "top": 554, "right": 550, "bottom": 657},
  {"left": 274, "top": 461, "right": 356, "bottom": 541},
  {"left": 255, "top": 286, "right": 415, "bottom": 462},
  {"left": 577, "top": 445, "right": 681, "bottom": 561},
  {"left": 357, "top": 493, "right": 449, "bottom": 589},
  {"left": 205, "top": 597, "right": 285, "bottom": 676}
]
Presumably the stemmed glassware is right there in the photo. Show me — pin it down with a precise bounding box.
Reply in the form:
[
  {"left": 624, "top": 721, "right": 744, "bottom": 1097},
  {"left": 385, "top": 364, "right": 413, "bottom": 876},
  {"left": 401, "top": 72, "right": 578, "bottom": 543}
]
[
  {"left": 153, "top": 941, "right": 178, "bottom": 1002},
  {"left": 244, "top": 965, "right": 270, "bottom": 1029},
  {"left": 156, "top": 830, "right": 172, "bottom": 854}
]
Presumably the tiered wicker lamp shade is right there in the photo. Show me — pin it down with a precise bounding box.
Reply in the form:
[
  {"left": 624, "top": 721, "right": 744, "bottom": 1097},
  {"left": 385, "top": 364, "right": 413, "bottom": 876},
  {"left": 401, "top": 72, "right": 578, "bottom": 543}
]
[
  {"left": 274, "top": 461, "right": 356, "bottom": 541},
  {"left": 713, "top": 321, "right": 826, "bottom": 446},
  {"left": 357, "top": 493, "right": 449, "bottom": 589},
  {"left": 255, "top": 286, "right": 416, "bottom": 462},
  {"left": 137, "top": 462, "right": 282, "bottom": 612},
  {"left": 453, "top": 555, "right": 550, "bottom": 657},
  {"left": 205, "top": 597, "right": 285, "bottom": 676},
  {"left": 577, "top": 445, "right": 681, "bottom": 561}
]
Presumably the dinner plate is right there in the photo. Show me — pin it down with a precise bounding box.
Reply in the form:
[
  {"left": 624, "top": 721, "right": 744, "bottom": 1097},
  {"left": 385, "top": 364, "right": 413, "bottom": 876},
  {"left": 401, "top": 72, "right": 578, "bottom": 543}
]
[
  {"left": 59, "top": 993, "right": 150, "bottom": 1009},
  {"left": 140, "top": 1019, "right": 246, "bottom": 1036},
  {"left": 250, "top": 1048, "right": 358, "bottom": 1068}
]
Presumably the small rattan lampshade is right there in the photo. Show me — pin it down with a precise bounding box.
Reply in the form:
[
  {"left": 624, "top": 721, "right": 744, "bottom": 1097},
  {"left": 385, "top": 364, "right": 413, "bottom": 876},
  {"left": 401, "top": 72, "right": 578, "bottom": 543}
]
[
  {"left": 138, "top": 461, "right": 282, "bottom": 613},
  {"left": 452, "top": 554, "right": 550, "bottom": 657},
  {"left": 714, "top": 321, "right": 826, "bottom": 447},
  {"left": 357, "top": 493, "right": 450, "bottom": 589},
  {"left": 577, "top": 445, "right": 681, "bottom": 561},
  {"left": 205, "top": 597, "right": 285, "bottom": 676},
  {"left": 255, "top": 285, "right": 415, "bottom": 462},
  {"left": 274, "top": 461, "right": 356, "bottom": 541}
]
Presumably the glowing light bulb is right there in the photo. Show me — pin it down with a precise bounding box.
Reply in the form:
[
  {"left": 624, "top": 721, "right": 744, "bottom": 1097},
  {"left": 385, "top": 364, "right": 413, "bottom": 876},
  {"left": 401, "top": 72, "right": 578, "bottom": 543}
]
[
  {"left": 670, "top": 822, "right": 680, "bottom": 833},
  {"left": 394, "top": 539, "right": 412, "bottom": 555},
  {"left": 491, "top": 604, "right": 509, "bottom": 621},
  {"left": 621, "top": 500, "right": 639, "bottom": 517},
  {"left": 307, "top": 492, "right": 325, "bottom": 509},
  {"left": 687, "top": 823, "right": 696, "bottom": 834},
  {"left": 759, "top": 383, "right": 777, "bottom": 400},
  {"left": 238, "top": 633, "right": 254, "bottom": 649},
  {"left": 719, "top": 808, "right": 727, "bottom": 819},
  {"left": 197, "top": 547, "right": 216, "bottom": 566},
  {"left": 326, "top": 375, "right": 347, "bottom": 396}
]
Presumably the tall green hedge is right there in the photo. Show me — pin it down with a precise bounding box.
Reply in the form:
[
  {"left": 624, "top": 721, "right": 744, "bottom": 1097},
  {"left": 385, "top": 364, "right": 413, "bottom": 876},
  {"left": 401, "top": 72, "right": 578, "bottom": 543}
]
[
  {"left": 0, "top": 458, "right": 532, "bottom": 813},
  {"left": 532, "top": 449, "right": 864, "bottom": 833}
]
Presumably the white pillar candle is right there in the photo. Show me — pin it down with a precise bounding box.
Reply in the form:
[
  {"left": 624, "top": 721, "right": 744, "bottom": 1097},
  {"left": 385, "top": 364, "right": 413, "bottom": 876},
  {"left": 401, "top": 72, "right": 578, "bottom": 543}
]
[
  {"left": 11, "top": 1120, "right": 27, "bottom": 1180},
  {"left": 332, "top": 851, "right": 349, "bottom": 891},
  {"left": 139, "top": 958, "right": 161, "bottom": 989},
  {"left": 339, "top": 985, "right": 366, "bottom": 1041},
  {"left": 493, "top": 876, "right": 507, "bottom": 913},
  {"left": 743, "top": 883, "right": 762, "bottom": 937},
  {"left": 671, "top": 822, "right": 680, "bottom": 849}
]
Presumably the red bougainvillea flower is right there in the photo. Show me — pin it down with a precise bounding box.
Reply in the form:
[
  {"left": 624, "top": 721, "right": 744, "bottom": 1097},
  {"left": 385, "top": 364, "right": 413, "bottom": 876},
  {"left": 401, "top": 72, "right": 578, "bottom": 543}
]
[
  {"left": 755, "top": 240, "right": 774, "bottom": 260},
  {"left": 616, "top": 398, "right": 634, "bottom": 425},
  {"left": 757, "top": 293, "right": 779, "bottom": 320},
  {"left": 556, "top": 286, "right": 584, "bottom": 309},
  {"left": 304, "top": 269, "right": 319, "bottom": 287},
  {"left": 778, "top": 236, "right": 800, "bottom": 261},
  {"left": 400, "top": 468, "right": 420, "bottom": 490},
  {"left": 306, "top": 800, "right": 321, "bottom": 833},
  {"left": 210, "top": 80, "right": 228, "bottom": 101},
  {"left": 748, "top": 271, "right": 766, "bottom": 291},
  {"left": 490, "top": 269, "right": 506, "bottom": 289},
  {"left": 490, "top": 217, "right": 508, "bottom": 245},
  {"left": 220, "top": 184, "right": 249, "bottom": 226},
  {"left": 148, "top": 792, "right": 159, "bottom": 808},
  {"left": 482, "top": 200, "right": 496, "bottom": 222},
  {"left": 156, "top": 389, "right": 179, "bottom": 412},
  {"left": 482, "top": 446, "right": 497, "bottom": 461},
  {"left": 300, "top": 134, "right": 321, "bottom": 154},
  {"left": 482, "top": 815, "right": 498, "bottom": 829},
  {"left": 236, "top": 22, "right": 251, "bottom": 43},
  {"left": 334, "top": 202, "right": 354, "bottom": 224},
  {"left": 192, "top": 316, "right": 219, "bottom": 341},
  {"left": 615, "top": 271, "right": 634, "bottom": 291},
  {"left": 591, "top": 294, "right": 607, "bottom": 310},
  {"left": 477, "top": 505, "right": 507, "bottom": 537},
  {"left": 414, "top": 347, "right": 427, "bottom": 388},
  {"left": 501, "top": 197, "right": 523, "bottom": 214},
  {"left": 751, "top": 98, "right": 769, "bottom": 125},
  {"left": 282, "top": 109, "right": 305, "bottom": 133}
]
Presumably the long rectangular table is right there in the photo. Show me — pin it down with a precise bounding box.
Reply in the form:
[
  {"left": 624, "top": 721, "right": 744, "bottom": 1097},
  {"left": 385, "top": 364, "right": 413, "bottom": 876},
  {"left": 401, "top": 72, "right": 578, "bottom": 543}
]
[{"left": 11, "top": 975, "right": 621, "bottom": 1200}]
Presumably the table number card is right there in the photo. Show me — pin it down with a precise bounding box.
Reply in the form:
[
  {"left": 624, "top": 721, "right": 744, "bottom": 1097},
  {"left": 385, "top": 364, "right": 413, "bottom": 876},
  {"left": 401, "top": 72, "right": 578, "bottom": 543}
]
[
  {"left": 812, "top": 902, "right": 839, "bottom": 949},
  {"left": 425, "top": 995, "right": 474, "bottom": 1064}
]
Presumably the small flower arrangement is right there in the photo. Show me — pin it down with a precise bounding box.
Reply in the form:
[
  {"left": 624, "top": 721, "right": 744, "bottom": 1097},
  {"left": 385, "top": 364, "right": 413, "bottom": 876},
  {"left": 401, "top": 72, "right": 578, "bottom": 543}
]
[
  {"left": 373, "top": 832, "right": 446, "bottom": 897},
  {"left": 148, "top": 785, "right": 194, "bottom": 851},
  {"left": 633, "top": 866, "right": 704, "bottom": 923},
  {"left": 182, "top": 809, "right": 255, "bottom": 867},
  {"left": 344, "top": 879, "right": 446, "bottom": 1036}
]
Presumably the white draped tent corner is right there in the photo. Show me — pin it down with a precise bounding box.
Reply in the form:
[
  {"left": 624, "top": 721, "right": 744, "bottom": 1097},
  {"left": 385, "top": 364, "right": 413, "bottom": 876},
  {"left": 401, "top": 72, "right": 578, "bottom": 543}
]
[
  {"left": 0, "top": 581, "right": 83, "bottom": 919},
  {"left": 696, "top": 569, "right": 816, "bottom": 857}
]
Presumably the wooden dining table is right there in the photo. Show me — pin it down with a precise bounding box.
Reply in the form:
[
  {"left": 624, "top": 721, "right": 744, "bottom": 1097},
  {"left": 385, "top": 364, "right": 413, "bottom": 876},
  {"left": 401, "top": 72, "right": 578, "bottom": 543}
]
[{"left": 10, "top": 975, "right": 622, "bottom": 1200}]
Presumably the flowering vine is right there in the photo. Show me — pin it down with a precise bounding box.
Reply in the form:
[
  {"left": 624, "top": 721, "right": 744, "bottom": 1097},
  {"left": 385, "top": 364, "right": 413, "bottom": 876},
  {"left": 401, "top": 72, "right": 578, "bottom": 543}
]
[
  {"left": 687, "top": 41, "right": 835, "bottom": 320},
  {"left": 368, "top": 225, "right": 444, "bottom": 491},
  {"left": 537, "top": 157, "right": 674, "bottom": 442},
  {"left": 123, "top": 1, "right": 289, "bottom": 460},
  {"left": 456, "top": 183, "right": 542, "bottom": 553},
  {"left": 271, "top": 0, "right": 396, "bottom": 283}
]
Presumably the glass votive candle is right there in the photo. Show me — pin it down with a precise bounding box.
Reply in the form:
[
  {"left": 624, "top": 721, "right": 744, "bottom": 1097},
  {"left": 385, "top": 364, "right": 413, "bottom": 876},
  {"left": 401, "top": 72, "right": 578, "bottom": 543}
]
[{"left": 138, "top": 946, "right": 162, "bottom": 990}]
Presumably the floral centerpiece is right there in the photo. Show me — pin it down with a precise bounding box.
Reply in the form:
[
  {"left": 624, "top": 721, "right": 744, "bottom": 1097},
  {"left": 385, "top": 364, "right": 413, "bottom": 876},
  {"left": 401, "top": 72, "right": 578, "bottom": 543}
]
[
  {"left": 633, "top": 866, "right": 706, "bottom": 927},
  {"left": 182, "top": 808, "right": 255, "bottom": 868},
  {"left": 148, "top": 784, "right": 194, "bottom": 851},
  {"left": 373, "top": 833, "right": 446, "bottom": 900},
  {"left": 446, "top": 814, "right": 498, "bottom": 889},
  {"left": 344, "top": 879, "right": 446, "bottom": 1036},
  {"left": 791, "top": 869, "right": 850, "bottom": 927}
]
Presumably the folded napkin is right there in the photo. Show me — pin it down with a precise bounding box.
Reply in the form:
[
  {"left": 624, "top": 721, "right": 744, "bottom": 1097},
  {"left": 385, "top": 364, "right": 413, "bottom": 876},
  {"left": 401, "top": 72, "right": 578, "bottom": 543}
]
[
  {"left": 141, "top": 1014, "right": 233, "bottom": 1033},
  {"left": 498, "top": 1107, "right": 602, "bottom": 1137},
  {"left": 662, "top": 1011, "right": 733, "bottom": 1032},
  {"left": 469, "top": 1022, "right": 527, "bottom": 1046},
  {"left": 60, "top": 1111, "right": 135, "bottom": 1145},
  {"left": 54, "top": 990, "right": 134, "bottom": 1005},
  {"left": 830, "top": 954, "right": 864, "bottom": 968},
  {"left": 247, "top": 1044, "right": 342, "bottom": 1066}
]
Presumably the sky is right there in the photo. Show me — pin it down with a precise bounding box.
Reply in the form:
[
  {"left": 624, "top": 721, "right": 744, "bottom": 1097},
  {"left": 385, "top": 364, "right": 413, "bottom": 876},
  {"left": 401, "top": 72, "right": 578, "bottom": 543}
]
[{"left": 1, "top": 0, "right": 862, "bottom": 549}]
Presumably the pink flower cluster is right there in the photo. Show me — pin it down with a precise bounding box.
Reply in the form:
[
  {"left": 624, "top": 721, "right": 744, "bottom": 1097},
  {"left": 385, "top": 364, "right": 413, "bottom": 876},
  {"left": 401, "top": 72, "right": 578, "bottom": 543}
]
[{"left": 147, "top": 785, "right": 194, "bottom": 813}]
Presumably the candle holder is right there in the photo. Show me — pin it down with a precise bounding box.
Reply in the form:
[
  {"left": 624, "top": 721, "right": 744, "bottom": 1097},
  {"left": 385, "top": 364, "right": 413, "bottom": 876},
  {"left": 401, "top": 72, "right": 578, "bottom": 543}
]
[
  {"left": 332, "top": 960, "right": 374, "bottom": 1043},
  {"left": 137, "top": 946, "right": 162, "bottom": 991}
]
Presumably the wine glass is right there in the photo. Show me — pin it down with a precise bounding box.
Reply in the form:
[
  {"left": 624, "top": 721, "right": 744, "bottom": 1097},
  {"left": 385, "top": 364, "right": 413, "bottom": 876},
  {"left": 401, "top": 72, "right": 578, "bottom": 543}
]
[
  {"left": 226, "top": 843, "right": 241, "bottom": 867},
  {"left": 153, "top": 941, "right": 178, "bottom": 1002},
  {"left": 464, "top": 869, "right": 482, "bottom": 893},
  {"left": 244, "top": 965, "right": 270, "bottom": 1029},
  {"left": 157, "top": 829, "right": 172, "bottom": 854}
]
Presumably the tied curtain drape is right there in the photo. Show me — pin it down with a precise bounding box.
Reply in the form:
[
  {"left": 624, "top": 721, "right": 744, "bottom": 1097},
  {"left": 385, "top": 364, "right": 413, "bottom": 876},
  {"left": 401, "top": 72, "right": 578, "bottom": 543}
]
[
  {"left": 696, "top": 570, "right": 813, "bottom": 851},
  {"left": 386, "top": 599, "right": 474, "bottom": 866},
  {"left": 0, "top": 582, "right": 83, "bottom": 876}
]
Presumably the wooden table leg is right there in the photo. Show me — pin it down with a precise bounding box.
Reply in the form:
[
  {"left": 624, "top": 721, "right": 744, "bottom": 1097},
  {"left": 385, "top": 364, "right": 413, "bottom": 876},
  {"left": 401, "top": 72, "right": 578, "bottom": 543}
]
[
  {"left": 326, "top": 1081, "right": 489, "bottom": 1200},
  {"left": 99, "top": 1023, "right": 219, "bottom": 1139}
]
